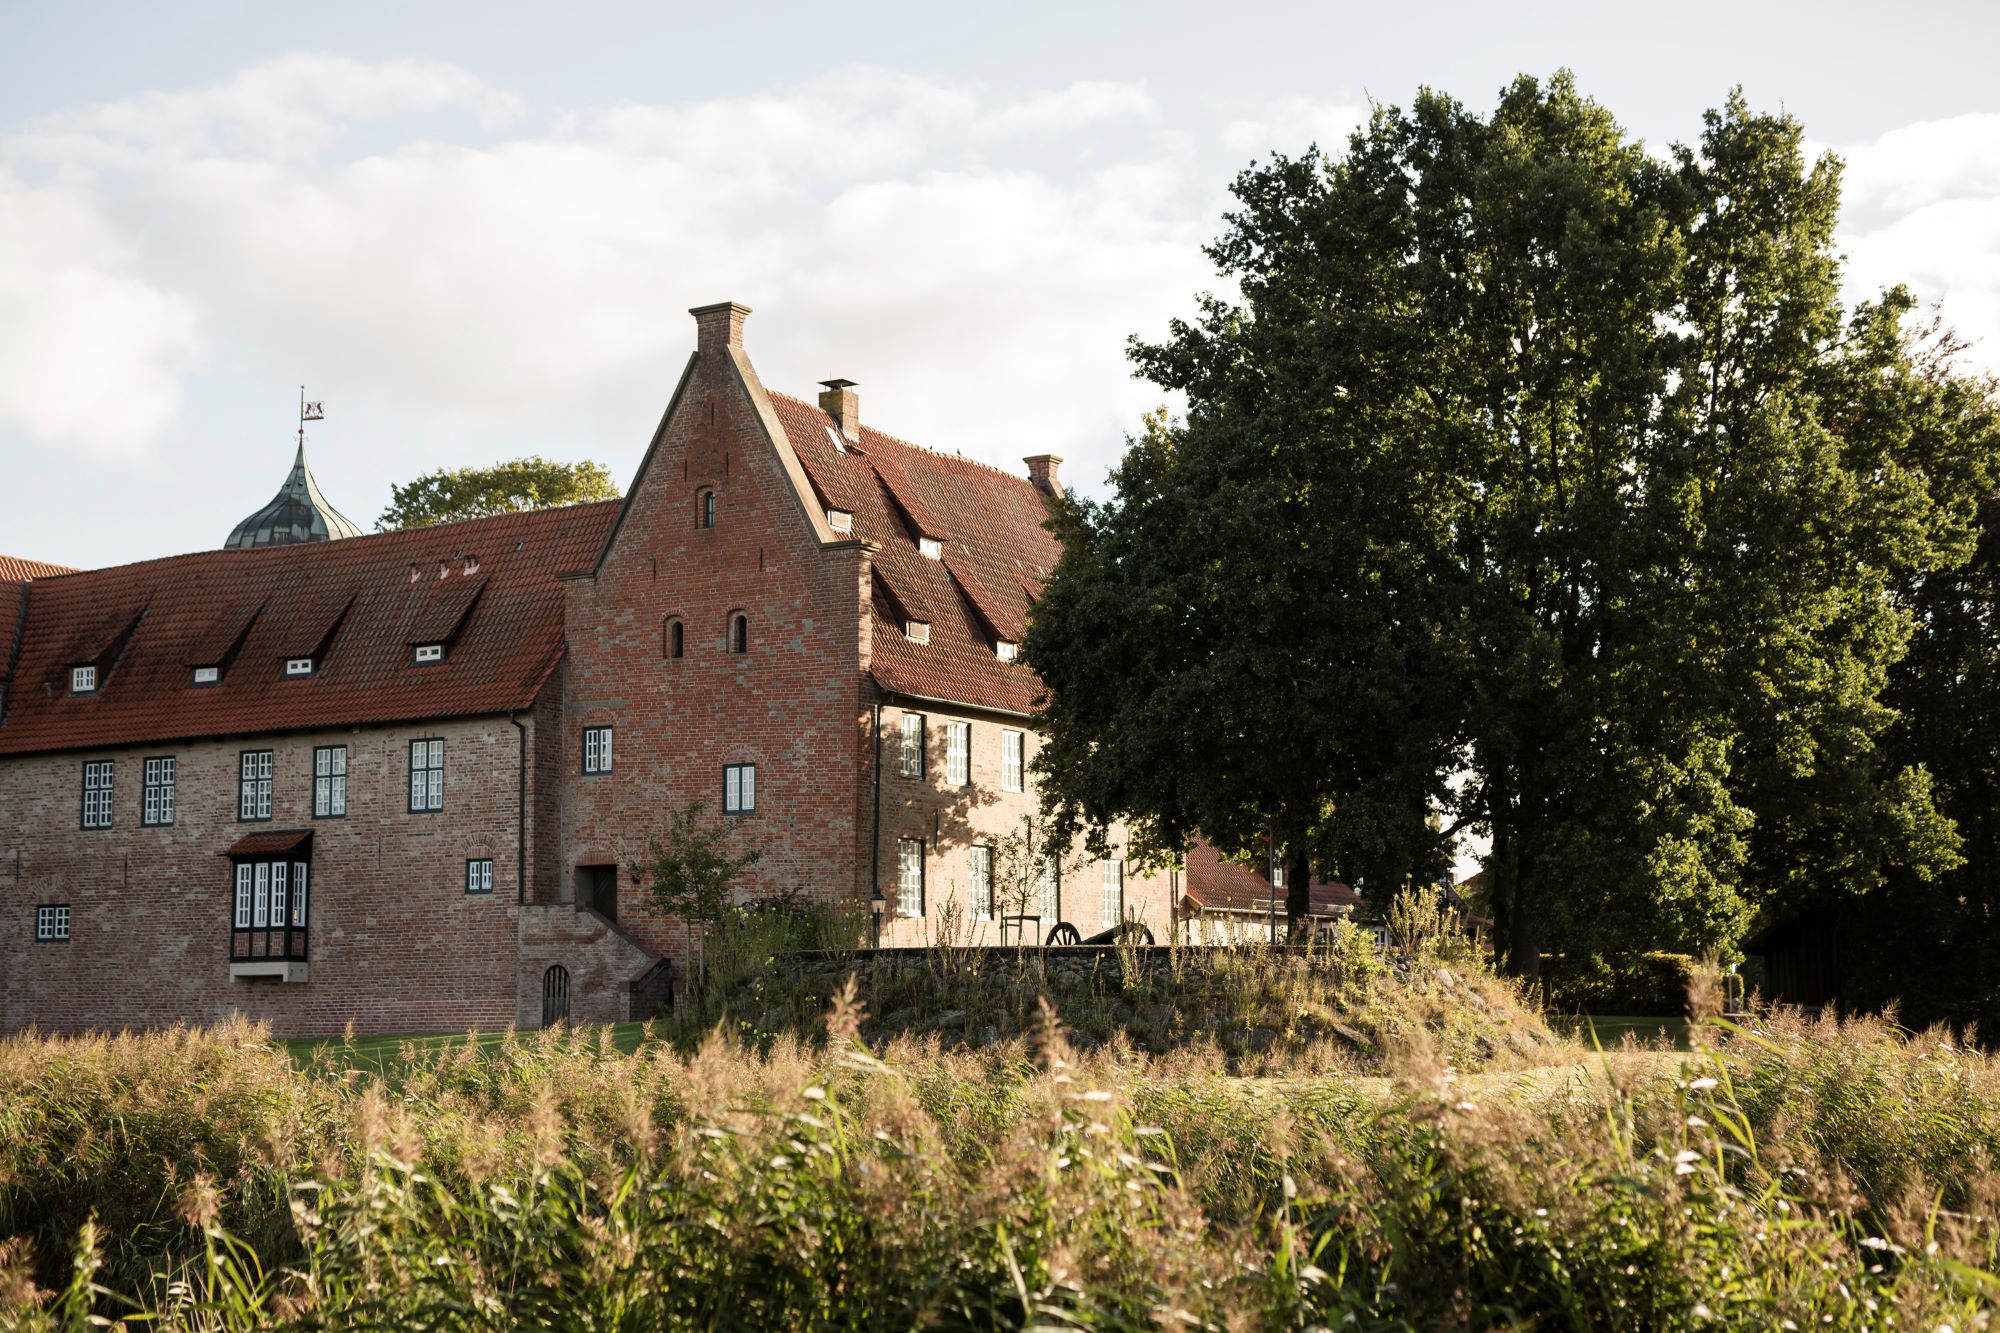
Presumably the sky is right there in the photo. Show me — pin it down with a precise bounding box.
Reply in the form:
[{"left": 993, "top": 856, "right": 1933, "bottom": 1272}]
[{"left": 3, "top": 1, "right": 2000, "bottom": 572}]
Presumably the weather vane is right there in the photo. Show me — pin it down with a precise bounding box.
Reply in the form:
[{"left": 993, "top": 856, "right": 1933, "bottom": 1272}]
[{"left": 298, "top": 385, "right": 324, "bottom": 447}]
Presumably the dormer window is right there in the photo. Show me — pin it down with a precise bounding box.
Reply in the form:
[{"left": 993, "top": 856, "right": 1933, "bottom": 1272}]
[
  {"left": 905, "top": 620, "right": 931, "bottom": 645},
  {"left": 70, "top": 666, "right": 97, "bottom": 694},
  {"left": 193, "top": 666, "right": 220, "bottom": 685},
  {"left": 996, "top": 640, "right": 1019, "bottom": 662},
  {"left": 918, "top": 536, "right": 942, "bottom": 560},
  {"left": 414, "top": 644, "right": 444, "bottom": 664},
  {"left": 285, "top": 658, "right": 314, "bottom": 677},
  {"left": 828, "top": 509, "right": 854, "bottom": 534}
]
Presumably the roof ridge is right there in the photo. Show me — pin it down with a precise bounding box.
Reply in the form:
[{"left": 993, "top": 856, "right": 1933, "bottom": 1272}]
[
  {"left": 767, "top": 390, "right": 1048, "bottom": 491},
  {"left": 31, "top": 500, "right": 626, "bottom": 582}
]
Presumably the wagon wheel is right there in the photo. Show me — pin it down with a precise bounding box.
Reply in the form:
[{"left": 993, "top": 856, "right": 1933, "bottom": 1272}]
[{"left": 1044, "top": 921, "right": 1082, "bottom": 947}]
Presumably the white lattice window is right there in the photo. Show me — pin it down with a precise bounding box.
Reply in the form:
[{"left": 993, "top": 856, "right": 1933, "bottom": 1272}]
[
  {"left": 724, "top": 763, "right": 756, "bottom": 814},
  {"left": 583, "top": 726, "right": 613, "bottom": 774},
  {"left": 193, "top": 666, "right": 220, "bottom": 685},
  {"left": 234, "top": 863, "right": 253, "bottom": 928},
  {"left": 414, "top": 644, "right": 444, "bottom": 663},
  {"left": 1100, "top": 859, "right": 1124, "bottom": 929},
  {"left": 142, "top": 757, "right": 175, "bottom": 826},
  {"left": 969, "top": 846, "right": 993, "bottom": 921},
  {"left": 1038, "top": 854, "right": 1059, "bottom": 923},
  {"left": 239, "top": 751, "right": 273, "bottom": 821},
  {"left": 900, "top": 713, "right": 925, "bottom": 778},
  {"left": 285, "top": 658, "right": 314, "bottom": 676},
  {"left": 71, "top": 665, "right": 96, "bottom": 693},
  {"left": 36, "top": 905, "right": 69, "bottom": 942},
  {"left": 466, "top": 859, "right": 494, "bottom": 894},
  {"left": 313, "top": 746, "right": 347, "bottom": 817},
  {"left": 996, "top": 640, "right": 1019, "bottom": 662},
  {"left": 897, "top": 838, "right": 924, "bottom": 917},
  {"left": 81, "top": 760, "right": 115, "bottom": 829},
  {"left": 1002, "top": 730, "right": 1024, "bottom": 793},
  {"left": 946, "top": 721, "right": 970, "bottom": 786},
  {"left": 292, "top": 863, "right": 309, "bottom": 927},
  {"left": 918, "top": 537, "right": 942, "bottom": 560},
  {"left": 409, "top": 739, "right": 444, "bottom": 812}
]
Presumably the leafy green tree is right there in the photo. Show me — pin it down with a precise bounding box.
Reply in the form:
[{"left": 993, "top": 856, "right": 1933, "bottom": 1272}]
[
  {"left": 627, "top": 800, "right": 762, "bottom": 992},
  {"left": 376, "top": 456, "right": 620, "bottom": 530},
  {"left": 1027, "top": 74, "right": 1997, "bottom": 971}
]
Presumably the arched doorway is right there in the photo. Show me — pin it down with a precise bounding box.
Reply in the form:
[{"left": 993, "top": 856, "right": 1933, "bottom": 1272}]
[{"left": 541, "top": 964, "right": 571, "bottom": 1028}]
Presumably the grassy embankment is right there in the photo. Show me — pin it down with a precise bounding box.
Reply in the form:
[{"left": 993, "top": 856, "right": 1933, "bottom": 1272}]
[{"left": 1, "top": 917, "right": 1995, "bottom": 1328}]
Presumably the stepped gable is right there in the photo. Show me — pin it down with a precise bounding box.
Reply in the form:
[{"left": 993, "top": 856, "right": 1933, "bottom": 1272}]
[
  {"left": 0, "top": 503, "right": 618, "bottom": 755},
  {"left": 767, "top": 391, "right": 1061, "bottom": 716},
  {"left": 1182, "top": 842, "right": 1360, "bottom": 916}
]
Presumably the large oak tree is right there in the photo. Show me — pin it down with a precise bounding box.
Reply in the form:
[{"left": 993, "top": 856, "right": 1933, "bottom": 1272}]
[{"left": 1025, "top": 74, "right": 1997, "bottom": 971}]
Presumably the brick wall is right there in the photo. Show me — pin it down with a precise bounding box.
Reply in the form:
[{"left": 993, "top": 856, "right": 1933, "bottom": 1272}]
[
  {"left": 556, "top": 311, "right": 875, "bottom": 977},
  {"left": 869, "top": 701, "right": 1176, "bottom": 948},
  {"left": 0, "top": 717, "right": 531, "bottom": 1036}
]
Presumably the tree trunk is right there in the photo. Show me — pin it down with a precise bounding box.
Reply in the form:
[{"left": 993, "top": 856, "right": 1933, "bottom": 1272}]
[{"left": 1285, "top": 846, "right": 1312, "bottom": 941}]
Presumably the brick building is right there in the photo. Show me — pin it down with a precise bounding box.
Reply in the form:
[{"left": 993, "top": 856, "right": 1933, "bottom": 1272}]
[{"left": 0, "top": 303, "right": 1187, "bottom": 1036}]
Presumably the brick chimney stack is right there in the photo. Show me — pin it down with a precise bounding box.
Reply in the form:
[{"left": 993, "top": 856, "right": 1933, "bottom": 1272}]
[
  {"left": 1024, "top": 454, "right": 1063, "bottom": 495},
  {"left": 819, "top": 379, "right": 860, "bottom": 440},
  {"left": 690, "top": 301, "right": 751, "bottom": 353}
]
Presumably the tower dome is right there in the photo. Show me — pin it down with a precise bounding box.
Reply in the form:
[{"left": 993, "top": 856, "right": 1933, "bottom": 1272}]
[{"left": 223, "top": 441, "right": 363, "bottom": 549}]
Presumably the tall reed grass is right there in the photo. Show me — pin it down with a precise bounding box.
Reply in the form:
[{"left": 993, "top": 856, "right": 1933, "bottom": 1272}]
[{"left": 2, "top": 971, "right": 1997, "bottom": 1327}]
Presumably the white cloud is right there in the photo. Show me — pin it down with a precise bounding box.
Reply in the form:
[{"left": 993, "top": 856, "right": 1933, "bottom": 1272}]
[
  {"left": 0, "top": 58, "right": 1213, "bottom": 486},
  {"left": 1219, "top": 97, "right": 1366, "bottom": 159},
  {"left": 0, "top": 169, "right": 200, "bottom": 457},
  {"left": 1835, "top": 115, "right": 2000, "bottom": 369}
]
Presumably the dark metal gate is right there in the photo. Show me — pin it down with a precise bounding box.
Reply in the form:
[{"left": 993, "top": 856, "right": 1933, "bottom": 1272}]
[{"left": 541, "top": 964, "right": 570, "bottom": 1028}]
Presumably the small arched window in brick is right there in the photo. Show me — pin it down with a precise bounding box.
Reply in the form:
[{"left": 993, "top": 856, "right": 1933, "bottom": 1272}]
[
  {"left": 729, "top": 612, "right": 748, "bottom": 654},
  {"left": 665, "top": 617, "right": 685, "bottom": 659},
  {"left": 698, "top": 489, "right": 717, "bottom": 529}
]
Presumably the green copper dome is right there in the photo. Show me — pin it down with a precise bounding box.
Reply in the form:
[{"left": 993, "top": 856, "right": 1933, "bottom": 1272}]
[{"left": 224, "top": 442, "right": 363, "bottom": 549}]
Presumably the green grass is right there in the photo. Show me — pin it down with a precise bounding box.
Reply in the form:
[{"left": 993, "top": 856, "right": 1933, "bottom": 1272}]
[
  {"left": 284, "top": 1022, "right": 657, "bottom": 1076},
  {"left": 1561, "top": 1013, "right": 1694, "bottom": 1050}
]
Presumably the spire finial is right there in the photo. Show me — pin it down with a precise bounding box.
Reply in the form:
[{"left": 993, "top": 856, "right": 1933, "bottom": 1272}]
[{"left": 299, "top": 386, "right": 323, "bottom": 451}]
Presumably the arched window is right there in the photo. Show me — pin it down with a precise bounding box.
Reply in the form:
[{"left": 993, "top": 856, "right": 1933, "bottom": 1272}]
[
  {"left": 665, "top": 617, "right": 684, "bottom": 659},
  {"left": 698, "top": 489, "right": 716, "bottom": 529},
  {"left": 730, "top": 613, "right": 748, "bottom": 654}
]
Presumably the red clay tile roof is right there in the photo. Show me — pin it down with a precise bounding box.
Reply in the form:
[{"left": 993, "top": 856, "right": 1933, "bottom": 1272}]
[
  {"left": 0, "top": 556, "right": 78, "bottom": 582},
  {"left": 768, "top": 391, "right": 1062, "bottom": 715},
  {"left": 222, "top": 829, "right": 314, "bottom": 857},
  {"left": 1182, "top": 842, "right": 1360, "bottom": 916},
  {"left": 0, "top": 503, "right": 617, "bottom": 756}
]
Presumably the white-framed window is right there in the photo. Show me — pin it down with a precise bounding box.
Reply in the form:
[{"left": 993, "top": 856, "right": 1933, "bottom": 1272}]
[
  {"left": 996, "top": 640, "right": 1019, "bottom": 662},
  {"left": 827, "top": 509, "right": 854, "bottom": 533},
  {"left": 36, "top": 904, "right": 69, "bottom": 942},
  {"left": 946, "top": 721, "right": 970, "bottom": 786},
  {"left": 81, "top": 760, "right": 115, "bottom": 829},
  {"left": 414, "top": 644, "right": 444, "bottom": 664},
  {"left": 969, "top": 845, "right": 993, "bottom": 921},
  {"left": 193, "top": 666, "right": 220, "bottom": 685},
  {"left": 466, "top": 859, "right": 494, "bottom": 894},
  {"left": 234, "top": 863, "right": 252, "bottom": 928},
  {"left": 1002, "top": 730, "right": 1024, "bottom": 793},
  {"left": 285, "top": 658, "right": 314, "bottom": 676},
  {"left": 897, "top": 838, "right": 924, "bottom": 916},
  {"left": 142, "top": 757, "right": 176, "bottom": 826},
  {"left": 409, "top": 739, "right": 444, "bottom": 812},
  {"left": 71, "top": 665, "right": 97, "bottom": 693},
  {"left": 270, "top": 860, "right": 289, "bottom": 927},
  {"left": 583, "top": 726, "right": 614, "bottom": 774},
  {"left": 905, "top": 620, "right": 930, "bottom": 644},
  {"left": 233, "top": 860, "right": 308, "bottom": 930},
  {"left": 724, "top": 763, "right": 756, "bottom": 814},
  {"left": 1038, "top": 853, "right": 1059, "bottom": 923},
  {"left": 918, "top": 536, "right": 942, "bottom": 560},
  {"left": 900, "top": 713, "right": 925, "bottom": 778},
  {"left": 1101, "top": 859, "right": 1124, "bottom": 929},
  {"left": 239, "top": 750, "right": 273, "bottom": 821},
  {"left": 313, "top": 746, "right": 347, "bottom": 818}
]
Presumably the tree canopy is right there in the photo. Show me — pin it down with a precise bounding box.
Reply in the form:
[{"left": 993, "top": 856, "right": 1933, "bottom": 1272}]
[
  {"left": 376, "top": 456, "right": 620, "bottom": 530},
  {"left": 1024, "top": 73, "right": 2000, "bottom": 972}
]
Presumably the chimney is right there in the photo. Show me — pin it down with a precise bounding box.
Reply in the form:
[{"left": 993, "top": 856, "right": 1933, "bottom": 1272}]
[
  {"left": 1024, "top": 454, "right": 1063, "bottom": 495},
  {"left": 819, "top": 378, "right": 860, "bottom": 440},
  {"left": 689, "top": 301, "right": 752, "bottom": 353}
]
